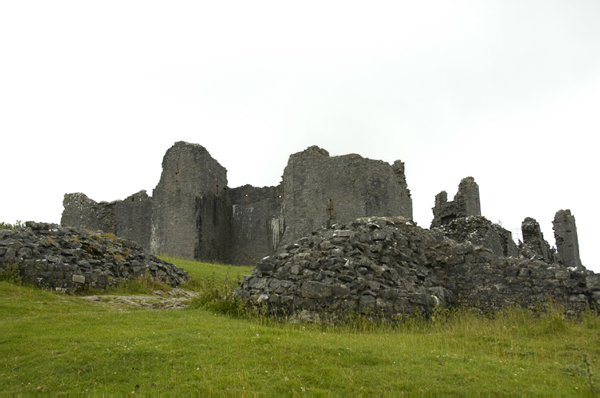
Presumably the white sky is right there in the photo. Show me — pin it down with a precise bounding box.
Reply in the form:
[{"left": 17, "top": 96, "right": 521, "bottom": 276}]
[{"left": 1, "top": 1, "right": 598, "bottom": 271}]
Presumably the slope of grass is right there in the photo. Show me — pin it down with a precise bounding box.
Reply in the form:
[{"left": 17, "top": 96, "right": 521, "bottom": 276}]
[{"left": 1, "top": 258, "right": 599, "bottom": 394}]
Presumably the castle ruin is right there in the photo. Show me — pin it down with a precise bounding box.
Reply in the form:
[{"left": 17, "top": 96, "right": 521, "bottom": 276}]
[
  {"left": 61, "top": 141, "right": 584, "bottom": 271},
  {"left": 62, "top": 142, "right": 412, "bottom": 266}
]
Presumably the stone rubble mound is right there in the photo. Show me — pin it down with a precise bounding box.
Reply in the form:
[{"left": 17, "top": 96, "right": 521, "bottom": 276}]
[
  {"left": 0, "top": 222, "right": 189, "bottom": 293},
  {"left": 235, "top": 216, "right": 600, "bottom": 322}
]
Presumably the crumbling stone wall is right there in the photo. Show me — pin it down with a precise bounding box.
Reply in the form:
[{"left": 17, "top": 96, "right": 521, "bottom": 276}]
[
  {"left": 553, "top": 209, "right": 583, "bottom": 271},
  {"left": 0, "top": 222, "right": 188, "bottom": 293},
  {"left": 431, "top": 177, "right": 481, "bottom": 228},
  {"left": 521, "top": 217, "right": 554, "bottom": 263},
  {"left": 62, "top": 142, "right": 414, "bottom": 266},
  {"left": 62, "top": 191, "right": 153, "bottom": 252},
  {"left": 281, "top": 146, "right": 412, "bottom": 247},
  {"left": 235, "top": 216, "right": 600, "bottom": 321},
  {"left": 434, "top": 216, "right": 519, "bottom": 258},
  {"left": 62, "top": 192, "right": 117, "bottom": 233}
]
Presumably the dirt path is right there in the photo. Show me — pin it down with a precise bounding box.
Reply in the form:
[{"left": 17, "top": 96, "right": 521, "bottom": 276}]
[{"left": 78, "top": 288, "right": 199, "bottom": 310}]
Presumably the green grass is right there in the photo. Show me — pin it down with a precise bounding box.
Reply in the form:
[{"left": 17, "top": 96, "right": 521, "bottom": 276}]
[{"left": 1, "top": 258, "right": 599, "bottom": 394}]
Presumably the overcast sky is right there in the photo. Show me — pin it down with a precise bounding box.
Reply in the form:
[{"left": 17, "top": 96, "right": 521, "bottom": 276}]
[{"left": 1, "top": 1, "right": 598, "bottom": 271}]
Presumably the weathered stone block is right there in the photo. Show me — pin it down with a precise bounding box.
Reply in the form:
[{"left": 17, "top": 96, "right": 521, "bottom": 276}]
[{"left": 301, "top": 281, "right": 332, "bottom": 299}]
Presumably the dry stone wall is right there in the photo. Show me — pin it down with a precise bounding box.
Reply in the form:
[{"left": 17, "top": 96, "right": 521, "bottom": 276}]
[{"left": 0, "top": 222, "right": 189, "bottom": 293}]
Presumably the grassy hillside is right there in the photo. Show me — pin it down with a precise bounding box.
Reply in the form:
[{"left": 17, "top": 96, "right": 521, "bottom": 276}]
[{"left": 1, "top": 258, "right": 599, "bottom": 394}]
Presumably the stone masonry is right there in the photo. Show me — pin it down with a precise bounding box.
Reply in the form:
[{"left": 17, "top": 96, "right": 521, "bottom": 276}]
[
  {"left": 280, "top": 146, "right": 412, "bottom": 247},
  {"left": 62, "top": 142, "right": 413, "bottom": 266},
  {"left": 553, "top": 209, "right": 583, "bottom": 271},
  {"left": 235, "top": 216, "right": 600, "bottom": 321},
  {"left": 431, "top": 177, "right": 481, "bottom": 228}
]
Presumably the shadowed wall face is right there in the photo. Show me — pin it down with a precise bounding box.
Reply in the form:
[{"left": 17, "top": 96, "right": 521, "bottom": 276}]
[{"left": 228, "top": 185, "right": 283, "bottom": 266}]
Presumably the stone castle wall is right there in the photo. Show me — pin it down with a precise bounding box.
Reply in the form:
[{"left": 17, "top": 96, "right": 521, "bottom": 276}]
[
  {"left": 150, "top": 142, "right": 229, "bottom": 260},
  {"left": 61, "top": 142, "right": 413, "bottom": 266},
  {"left": 431, "top": 177, "right": 481, "bottom": 228},
  {"left": 229, "top": 184, "right": 283, "bottom": 266},
  {"left": 280, "top": 146, "right": 412, "bottom": 247},
  {"left": 61, "top": 142, "right": 585, "bottom": 274}
]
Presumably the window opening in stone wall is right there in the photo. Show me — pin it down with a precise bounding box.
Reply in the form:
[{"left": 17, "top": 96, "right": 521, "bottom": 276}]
[
  {"left": 175, "top": 164, "right": 180, "bottom": 182},
  {"left": 215, "top": 182, "right": 220, "bottom": 196}
]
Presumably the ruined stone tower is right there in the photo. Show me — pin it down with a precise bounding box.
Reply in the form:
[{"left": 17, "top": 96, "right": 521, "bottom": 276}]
[
  {"left": 280, "top": 146, "right": 412, "bottom": 246},
  {"left": 553, "top": 209, "right": 583, "bottom": 270},
  {"left": 431, "top": 177, "right": 481, "bottom": 228},
  {"left": 62, "top": 142, "right": 413, "bottom": 265},
  {"left": 150, "top": 142, "right": 229, "bottom": 262}
]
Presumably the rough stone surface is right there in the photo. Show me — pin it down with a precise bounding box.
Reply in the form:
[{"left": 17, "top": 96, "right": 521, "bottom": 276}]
[
  {"left": 62, "top": 191, "right": 152, "bottom": 253},
  {"left": 553, "top": 209, "right": 583, "bottom": 271},
  {"left": 521, "top": 217, "right": 554, "bottom": 263},
  {"left": 228, "top": 184, "right": 283, "bottom": 266},
  {"left": 434, "top": 216, "right": 519, "bottom": 258},
  {"left": 151, "top": 142, "right": 230, "bottom": 261},
  {"left": 235, "top": 216, "right": 599, "bottom": 321},
  {"left": 431, "top": 177, "right": 481, "bottom": 228},
  {"left": 0, "top": 222, "right": 189, "bottom": 293},
  {"left": 62, "top": 142, "right": 412, "bottom": 266},
  {"left": 280, "top": 146, "right": 412, "bottom": 247}
]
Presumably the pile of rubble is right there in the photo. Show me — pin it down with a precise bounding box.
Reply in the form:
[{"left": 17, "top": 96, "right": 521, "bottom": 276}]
[
  {"left": 0, "top": 222, "right": 189, "bottom": 293},
  {"left": 235, "top": 216, "right": 600, "bottom": 321}
]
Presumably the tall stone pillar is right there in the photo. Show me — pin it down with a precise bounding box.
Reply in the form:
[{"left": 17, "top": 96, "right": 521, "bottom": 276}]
[{"left": 552, "top": 209, "right": 583, "bottom": 270}]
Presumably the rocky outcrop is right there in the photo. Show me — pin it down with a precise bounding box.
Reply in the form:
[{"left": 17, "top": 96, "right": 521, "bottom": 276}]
[
  {"left": 0, "top": 222, "right": 189, "bottom": 293},
  {"left": 235, "top": 216, "right": 600, "bottom": 322}
]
